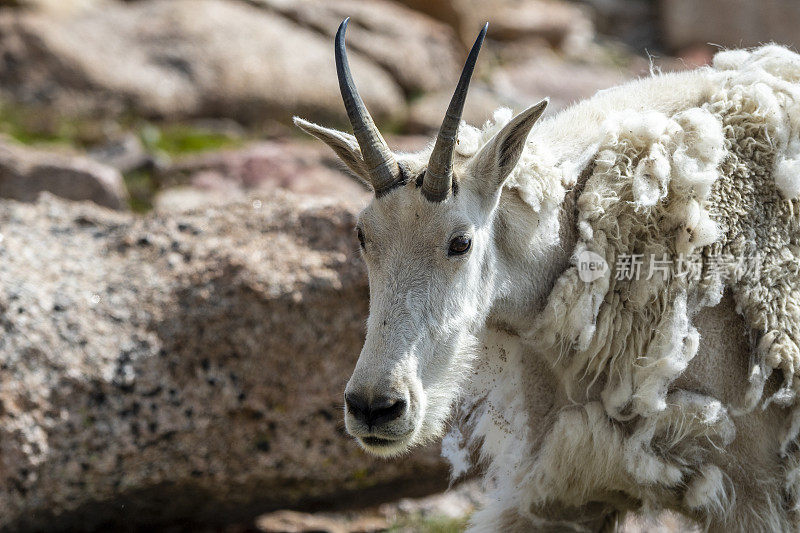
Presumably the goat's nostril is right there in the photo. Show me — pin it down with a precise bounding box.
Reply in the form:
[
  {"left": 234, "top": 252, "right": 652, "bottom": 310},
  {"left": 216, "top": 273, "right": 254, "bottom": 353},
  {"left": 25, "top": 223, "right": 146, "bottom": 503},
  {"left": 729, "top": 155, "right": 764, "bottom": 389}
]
[
  {"left": 370, "top": 398, "right": 406, "bottom": 426},
  {"left": 345, "top": 393, "right": 407, "bottom": 427},
  {"left": 345, "top": 392, "right": 369, "bottom": 420}
]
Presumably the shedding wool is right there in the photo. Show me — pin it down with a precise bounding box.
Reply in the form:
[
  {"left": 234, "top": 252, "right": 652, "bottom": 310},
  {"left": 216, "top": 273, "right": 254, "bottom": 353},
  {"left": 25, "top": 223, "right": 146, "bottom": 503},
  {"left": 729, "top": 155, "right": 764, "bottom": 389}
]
[
  {"left": 530, "top": 44, "right": 800, "bottom": 427},
  {"left": 444, "top": 45, "right": 800, "bottom": 529}
]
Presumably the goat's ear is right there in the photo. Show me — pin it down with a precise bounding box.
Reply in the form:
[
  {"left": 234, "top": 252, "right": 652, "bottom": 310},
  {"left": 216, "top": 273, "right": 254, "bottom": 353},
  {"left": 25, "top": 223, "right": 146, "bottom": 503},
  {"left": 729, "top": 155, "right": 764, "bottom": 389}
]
[
  {"left": 468, "top": 99, "right": 548, "bottom": 200},
  {"left": 293, "top": 117, "right": 371, "bottom": 186}
]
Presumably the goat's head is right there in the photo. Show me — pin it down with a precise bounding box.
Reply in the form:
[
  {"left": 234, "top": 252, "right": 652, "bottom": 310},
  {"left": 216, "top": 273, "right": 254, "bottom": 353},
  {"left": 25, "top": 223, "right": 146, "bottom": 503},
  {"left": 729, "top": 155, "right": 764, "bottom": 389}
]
[{"left": 295, "top": 19, "right": 547, "bottom": 456}]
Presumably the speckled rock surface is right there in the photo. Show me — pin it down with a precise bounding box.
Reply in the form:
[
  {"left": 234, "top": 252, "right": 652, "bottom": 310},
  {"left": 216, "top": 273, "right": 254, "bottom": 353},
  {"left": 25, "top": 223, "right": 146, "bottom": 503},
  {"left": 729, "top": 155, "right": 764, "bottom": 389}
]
[{"left": 0, "top": 193, "right": 449, "bottom": 532}]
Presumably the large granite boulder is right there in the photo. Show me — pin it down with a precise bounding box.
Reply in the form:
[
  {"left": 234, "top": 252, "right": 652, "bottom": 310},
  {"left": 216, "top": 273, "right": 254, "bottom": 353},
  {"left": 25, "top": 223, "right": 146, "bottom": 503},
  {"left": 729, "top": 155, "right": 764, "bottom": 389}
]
[
  {"left": 0, "top": 192, "right": 449, "bottom": 532},
  {"left": 247, "top": 0, "right": 462, "bottom": 96},
  {"left": 0, "top": 0, "right": 403, "bottom": 125}
]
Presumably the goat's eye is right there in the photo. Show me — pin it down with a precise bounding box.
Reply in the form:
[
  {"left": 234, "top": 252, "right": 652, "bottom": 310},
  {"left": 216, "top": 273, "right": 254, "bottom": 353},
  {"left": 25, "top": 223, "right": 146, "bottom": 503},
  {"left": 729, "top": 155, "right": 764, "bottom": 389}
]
[
  {"left": 448, "top": 235, "right": 471, "bottom": 256},
  {"left": 356, "top": 227, "right": 366, "bottom": 250}
]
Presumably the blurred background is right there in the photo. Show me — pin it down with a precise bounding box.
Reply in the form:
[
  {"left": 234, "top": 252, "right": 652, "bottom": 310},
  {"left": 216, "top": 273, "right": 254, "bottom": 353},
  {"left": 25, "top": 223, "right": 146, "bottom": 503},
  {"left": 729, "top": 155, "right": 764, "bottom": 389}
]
[{"left": 0, "top": 0, "right": 797, "bottom": 532}]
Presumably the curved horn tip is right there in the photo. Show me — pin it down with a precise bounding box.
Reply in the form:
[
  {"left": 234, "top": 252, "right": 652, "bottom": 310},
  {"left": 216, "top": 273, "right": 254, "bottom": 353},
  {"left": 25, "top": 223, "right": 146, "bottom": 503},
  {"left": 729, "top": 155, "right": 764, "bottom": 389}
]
[
  {"left": 339, "top": 17, "right": 350, "bottom": 31},
  {"left": 421, "top": 20, "right": 489, "bottom": 202},
  {"left": 531, "top": 98, "right": 549, "bottom": 115},
  {"left": 334, "top": 14, "right": 399, "bottom": 194},
  {"left": 335, "top": 18, "right": 350, "bottom": 53},
  {"left": 475, "top": 22, "right": 488, "bottom": 44}
]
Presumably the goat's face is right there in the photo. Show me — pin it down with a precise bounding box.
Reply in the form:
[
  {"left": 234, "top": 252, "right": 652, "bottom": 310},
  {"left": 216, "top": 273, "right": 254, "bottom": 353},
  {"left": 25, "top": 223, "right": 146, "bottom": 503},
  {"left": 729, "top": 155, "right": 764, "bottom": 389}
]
[
  {"left": 295, "top": 18, "right": 547, "bottom": 456},
  {"left": 344, "top": 167, "right": 500, "bottom": 455}
]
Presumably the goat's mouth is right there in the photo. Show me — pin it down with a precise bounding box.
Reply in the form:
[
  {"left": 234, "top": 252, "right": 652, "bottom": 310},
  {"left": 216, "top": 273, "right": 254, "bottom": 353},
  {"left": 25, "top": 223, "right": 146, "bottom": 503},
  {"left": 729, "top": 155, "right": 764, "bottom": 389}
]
[
  {"left": 361, "top": 436, "right": 396, "bottom": 447},
  {"left": 355, "top": 432, "right": 414, "bottom": 457}
]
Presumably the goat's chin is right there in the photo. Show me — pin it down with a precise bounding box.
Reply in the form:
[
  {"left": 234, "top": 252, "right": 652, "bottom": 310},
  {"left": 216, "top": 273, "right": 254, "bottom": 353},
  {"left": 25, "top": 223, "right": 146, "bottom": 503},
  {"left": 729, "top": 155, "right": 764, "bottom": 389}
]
[{"left": 356, "top": 435, "right": 415, "bottom": 458}]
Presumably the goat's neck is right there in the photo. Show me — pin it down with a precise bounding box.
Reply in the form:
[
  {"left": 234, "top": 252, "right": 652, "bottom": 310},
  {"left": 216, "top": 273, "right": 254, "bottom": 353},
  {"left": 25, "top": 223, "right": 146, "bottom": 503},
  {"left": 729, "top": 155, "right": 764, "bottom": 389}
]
[
  {"left": 482, "top": 138, "right": 599, "bottom": 337},
  {"left": 484, "top": 181, "right": 581, "bottom": 337}
]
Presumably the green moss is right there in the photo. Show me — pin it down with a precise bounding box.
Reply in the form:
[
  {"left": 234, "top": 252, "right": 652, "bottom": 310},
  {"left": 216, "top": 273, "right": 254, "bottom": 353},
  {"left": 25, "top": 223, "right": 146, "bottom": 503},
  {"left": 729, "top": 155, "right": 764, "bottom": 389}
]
[
  {"left": 0, "top": 102, "right": 103, "bottom": 148},
  {"left": 0, "top": 99, "right": 245, "bottom": 155},
  {"left": 139, "top": 123, "right": 244, "bottom": 156}
]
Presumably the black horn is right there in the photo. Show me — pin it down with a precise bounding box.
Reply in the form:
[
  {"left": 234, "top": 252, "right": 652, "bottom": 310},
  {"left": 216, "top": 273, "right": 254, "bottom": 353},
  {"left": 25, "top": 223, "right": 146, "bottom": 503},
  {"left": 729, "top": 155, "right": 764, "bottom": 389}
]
[
  {"left": 335, "top": 18, "right": 399, "bottom": 194},
  {"left": 422, "top": 23, "right": 488, "bottom": 202}
]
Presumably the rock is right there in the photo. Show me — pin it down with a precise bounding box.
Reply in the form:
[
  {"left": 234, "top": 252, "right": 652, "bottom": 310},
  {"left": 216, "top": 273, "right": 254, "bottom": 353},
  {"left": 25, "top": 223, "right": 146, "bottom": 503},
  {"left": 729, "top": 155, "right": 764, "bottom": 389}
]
[
  {"left": 406, "top": 85, "right": 520, "bottom": 133},
  {"left": 153, "top": 137, "right": 431, "bottom": 210},
  {"left": 248, "top": 0, "right": 462, "bottom": 95},
  {"left": 156, "top": 140, "right": 370, "bottom": 204},
  {"left": 676, "top": 44, "right": 715, "bottom": 68},
  {"left": 394, "top": 0, "right": 594, "bottom": 51},
  {"left": 382, "top": 135, "right": 430, "bottom": 153},
  {"left": 490, "top": 53, "right": 632, "bottom": 112},
  {"left": 0, "top": 0, "right": 403, "bottom": 126},
  {"left": 0, "top": 192, "right": 450, "bottom": 532},
  {"left": 0, "top": 139, "right": 128, "bottom": 209},
  {"left": 1, "top": 0, "right": 106, "bottom": 14},
  {"left": 581, "top": 0, "right": 659, "bottom": 52},
  {"left": 488, "top": 0, "right": 593, "bottom": 51},
  {"left": 256, "top": 510, "right": 387, "bottom": 533},
  {"left": 88, "top": 133, "right": 152, "bottom": 174},
  {"left": 152, "top": 186, "right": 246, "bottom": 212},
  {"left": 659, "top": 0, "right": 800, "bottom": 52},
  {"left": 254, "top": 481, "right": 482, "bottom": 533},
  {"left": 390, "top": 0, "right": 460, "bottom": 35},
  {"left": 378, "top": 480, "right": 485, "bottom": 522},
  {"left": 254, "top": 480, "right": 483, "bottom": 533}
]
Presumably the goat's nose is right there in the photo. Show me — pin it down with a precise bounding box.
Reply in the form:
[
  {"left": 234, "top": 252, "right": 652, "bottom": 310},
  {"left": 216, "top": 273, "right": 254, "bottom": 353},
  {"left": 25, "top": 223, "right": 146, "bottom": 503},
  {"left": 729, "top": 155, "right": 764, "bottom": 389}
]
[{"left": 345, "top": 392, "right": 407, "bottom": 427}]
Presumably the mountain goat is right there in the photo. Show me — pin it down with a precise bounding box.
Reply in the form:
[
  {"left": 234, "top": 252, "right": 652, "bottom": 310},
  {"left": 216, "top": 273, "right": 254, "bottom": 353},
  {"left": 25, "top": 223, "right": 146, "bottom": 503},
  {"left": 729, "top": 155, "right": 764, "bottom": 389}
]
[{"left": 295, "top": 19, "right": 800, "bottom": 532}]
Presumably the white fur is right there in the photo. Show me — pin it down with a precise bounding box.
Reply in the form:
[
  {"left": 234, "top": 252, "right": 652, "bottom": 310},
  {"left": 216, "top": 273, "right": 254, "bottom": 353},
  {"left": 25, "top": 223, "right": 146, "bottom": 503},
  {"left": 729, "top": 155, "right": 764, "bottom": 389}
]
[
  {"left": 775, "top": 139, "right": 800, "bottom": 200},
  {"left": 299, "top": 44, "right": 800, "bottom": 532}
]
